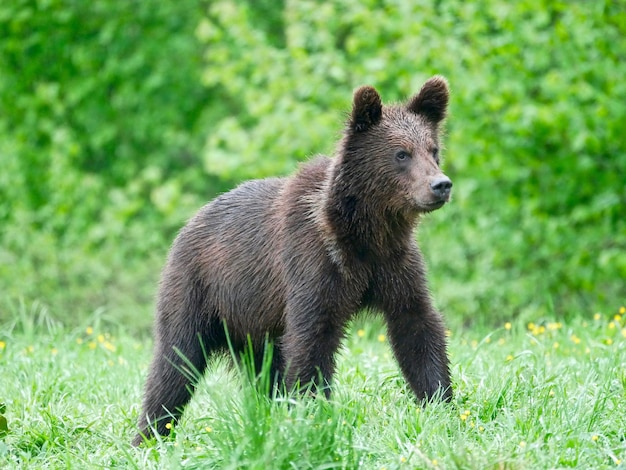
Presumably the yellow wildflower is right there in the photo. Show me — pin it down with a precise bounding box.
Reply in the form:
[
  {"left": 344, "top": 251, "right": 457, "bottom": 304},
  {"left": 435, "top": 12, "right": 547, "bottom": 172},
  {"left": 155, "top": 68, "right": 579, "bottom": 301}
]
[
  {"left": 86, "top": 326, "right": 94, "bottom": 335},
  {"left": 548, "top": 322, "right": 561, "bottom": 331},
  {"left": 0, "top": 341, "right": 5, "bottom": 350},
  {"left": 620, "top": 306, "right": 626, "bottom": 315},
  {"left": 504, "top": 322, "right": 512, "bottom": 330},
  {"left": 357, "top": 329, "right": 365, "bottom": 338},
  {"left": 594, "top": 313, "right": 601, "bottom": 321},
  {"left": 377, "top": 334, "right": 386, "bottom": 342}
]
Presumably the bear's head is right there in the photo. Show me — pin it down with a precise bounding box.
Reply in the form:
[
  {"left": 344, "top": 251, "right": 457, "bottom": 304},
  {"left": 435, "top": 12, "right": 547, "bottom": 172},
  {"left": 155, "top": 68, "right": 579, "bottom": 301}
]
[{"left": 339, "top": 76, "right": 452, "bottom": 217}]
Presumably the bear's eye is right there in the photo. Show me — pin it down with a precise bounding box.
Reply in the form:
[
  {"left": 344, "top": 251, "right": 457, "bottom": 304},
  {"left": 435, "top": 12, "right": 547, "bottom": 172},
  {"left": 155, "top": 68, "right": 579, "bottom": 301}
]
[
  {"left": 433, "top": 148, "right": 440, "bottom": 165},
  {"left": 395, "top": 150, "right": 411, "bottom": 162}
]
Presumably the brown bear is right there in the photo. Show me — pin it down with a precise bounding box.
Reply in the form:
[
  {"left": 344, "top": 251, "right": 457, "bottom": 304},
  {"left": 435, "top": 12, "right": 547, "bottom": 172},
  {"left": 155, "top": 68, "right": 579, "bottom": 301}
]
[{"left": 133, "top": 76, "right": 453, "bottom": 446}]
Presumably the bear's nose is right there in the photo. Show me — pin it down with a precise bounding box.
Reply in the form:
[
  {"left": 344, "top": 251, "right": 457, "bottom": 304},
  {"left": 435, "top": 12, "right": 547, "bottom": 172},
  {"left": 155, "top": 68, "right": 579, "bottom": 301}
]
[{"left": 430, "top": 177, "right": 453, "bottom": 199}]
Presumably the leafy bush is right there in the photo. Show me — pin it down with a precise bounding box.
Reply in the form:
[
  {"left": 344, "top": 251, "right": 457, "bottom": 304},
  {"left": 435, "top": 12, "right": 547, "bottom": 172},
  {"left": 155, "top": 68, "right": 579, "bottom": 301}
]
[
  {"left": 198, "top": 0, "right": 626, "bottom": 324},
  {"left": 0, "top": 0, "right": 213, "bottom": 328},
  {"left": 0, "top": 0, "right": 623, "bottom": 328}
]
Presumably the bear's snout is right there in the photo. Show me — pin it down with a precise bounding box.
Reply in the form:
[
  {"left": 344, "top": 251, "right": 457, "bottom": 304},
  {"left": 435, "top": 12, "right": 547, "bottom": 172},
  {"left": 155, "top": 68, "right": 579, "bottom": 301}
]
[{"left": 430, "top": 176, "right": 453, "bottom": 201}]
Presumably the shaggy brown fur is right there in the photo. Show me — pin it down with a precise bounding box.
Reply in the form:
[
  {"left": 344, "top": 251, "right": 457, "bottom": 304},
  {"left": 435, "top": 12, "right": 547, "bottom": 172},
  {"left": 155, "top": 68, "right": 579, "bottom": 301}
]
[{"left": 133, "top": 76, "right": 453, "bottom": 446}]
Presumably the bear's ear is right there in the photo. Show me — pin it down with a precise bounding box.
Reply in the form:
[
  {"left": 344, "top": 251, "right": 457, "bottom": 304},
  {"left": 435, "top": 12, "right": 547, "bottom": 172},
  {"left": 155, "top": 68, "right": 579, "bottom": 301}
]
[
  {"left": 407, "top": 76, "right": 449, "bottom": 124},
  {"left": 350, "top": 85, "right": 382, "bottom": 132}
]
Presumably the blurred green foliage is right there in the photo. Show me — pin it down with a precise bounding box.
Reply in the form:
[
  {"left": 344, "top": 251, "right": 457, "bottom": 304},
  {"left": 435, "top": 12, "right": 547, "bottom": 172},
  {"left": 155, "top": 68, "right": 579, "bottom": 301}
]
[
  {"left": 0, "top": 0, "right": 624, "bottom": 331},
  {"left": 0, "top": 0, "right": 215, "bottom": 327}
]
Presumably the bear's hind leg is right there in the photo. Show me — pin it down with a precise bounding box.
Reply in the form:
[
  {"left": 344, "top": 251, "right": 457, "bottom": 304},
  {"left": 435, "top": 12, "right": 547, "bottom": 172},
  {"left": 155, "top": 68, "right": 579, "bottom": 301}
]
[{"left": 132, "top": 315, "right": 224, "bottom": 446}]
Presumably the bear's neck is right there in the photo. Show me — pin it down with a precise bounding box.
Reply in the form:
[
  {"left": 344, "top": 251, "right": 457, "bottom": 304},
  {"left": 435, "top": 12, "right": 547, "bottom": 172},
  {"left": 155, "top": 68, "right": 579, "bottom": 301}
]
[{"left": 323, "top": 163, "right": 417, "bottom": 263}]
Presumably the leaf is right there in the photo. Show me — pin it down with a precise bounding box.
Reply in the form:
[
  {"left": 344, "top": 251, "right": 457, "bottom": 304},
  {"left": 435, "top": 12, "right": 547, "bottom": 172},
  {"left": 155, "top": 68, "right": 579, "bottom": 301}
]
[{"left": 0, "top": 414, "right": 8, "bottom": 438}]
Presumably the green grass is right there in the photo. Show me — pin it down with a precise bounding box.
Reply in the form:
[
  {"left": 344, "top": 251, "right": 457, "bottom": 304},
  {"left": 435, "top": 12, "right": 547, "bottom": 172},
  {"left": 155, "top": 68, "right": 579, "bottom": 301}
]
[{"left": 1, "top": 305, "right": 625, "bottom": 469}]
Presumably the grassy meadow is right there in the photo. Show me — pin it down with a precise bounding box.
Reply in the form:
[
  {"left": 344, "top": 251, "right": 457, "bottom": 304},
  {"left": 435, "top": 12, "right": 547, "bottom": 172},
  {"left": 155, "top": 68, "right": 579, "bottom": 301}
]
[{"left": 1, "top": 304, "right": 625, "bottom": 469}]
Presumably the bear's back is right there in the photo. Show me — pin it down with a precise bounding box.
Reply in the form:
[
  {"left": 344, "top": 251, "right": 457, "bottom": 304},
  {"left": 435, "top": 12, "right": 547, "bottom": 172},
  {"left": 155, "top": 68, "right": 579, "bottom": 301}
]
[
  {"left": 161, "top": 177, "right": 288, "bottom": 340},
  {"left": 165, "top": 158, "right": 334, "bottom": 339}
]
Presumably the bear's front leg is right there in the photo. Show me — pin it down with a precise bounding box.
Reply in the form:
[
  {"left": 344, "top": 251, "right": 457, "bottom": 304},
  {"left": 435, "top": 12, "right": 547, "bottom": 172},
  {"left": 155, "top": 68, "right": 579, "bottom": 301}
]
[
  {"left": 280, "top": 298, "right": 349, "bottom": 397},
  {"left": 372, "top": 255, "right": 452, "bottom": 402},
  {"left": 384, "top": 306, "right": 451, "bottom": 401}
]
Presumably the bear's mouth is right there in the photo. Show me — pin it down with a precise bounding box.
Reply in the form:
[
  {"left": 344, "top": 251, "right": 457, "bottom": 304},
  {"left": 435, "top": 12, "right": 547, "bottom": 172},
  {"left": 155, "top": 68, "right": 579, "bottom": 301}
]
[{"left": 418, "top": 200, "right": 447, "bottom": 212}]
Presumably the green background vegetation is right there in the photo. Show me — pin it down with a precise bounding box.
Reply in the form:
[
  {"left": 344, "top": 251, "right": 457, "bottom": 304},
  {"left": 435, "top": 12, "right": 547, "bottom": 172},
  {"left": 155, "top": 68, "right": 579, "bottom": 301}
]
[
  {"left": 1, "top": 1, "right": 625, "bottom": 467},
  {"left": 1, "top": 0, "right": 624, "bottom": 331}
]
